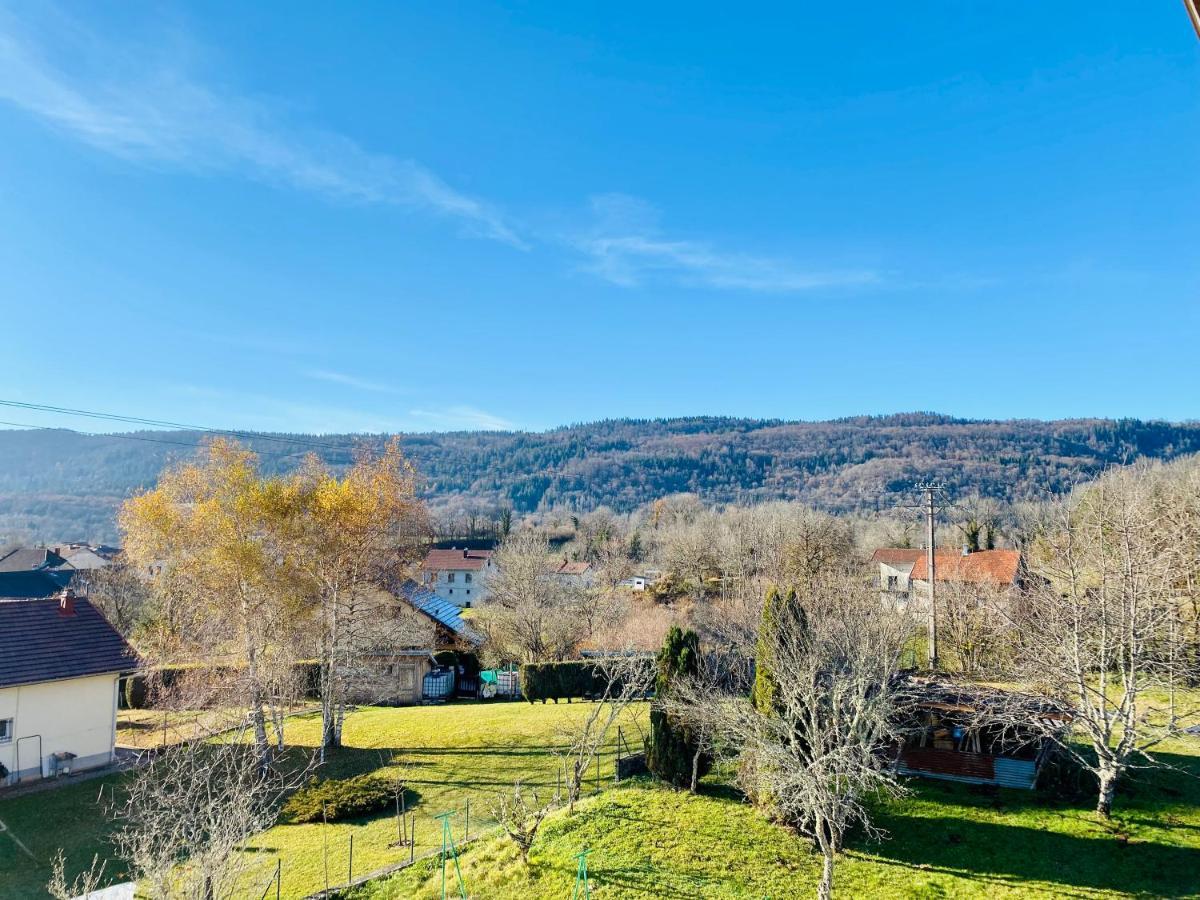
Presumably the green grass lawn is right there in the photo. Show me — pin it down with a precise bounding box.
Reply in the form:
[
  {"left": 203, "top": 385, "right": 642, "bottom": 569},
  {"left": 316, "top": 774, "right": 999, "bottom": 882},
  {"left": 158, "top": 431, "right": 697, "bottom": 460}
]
[
  {"left": 4, "top": 700, "right": 1200, "bottom": 899},
  {"left": 352, "top": 734, "right": 1200, "bottom": 900}
]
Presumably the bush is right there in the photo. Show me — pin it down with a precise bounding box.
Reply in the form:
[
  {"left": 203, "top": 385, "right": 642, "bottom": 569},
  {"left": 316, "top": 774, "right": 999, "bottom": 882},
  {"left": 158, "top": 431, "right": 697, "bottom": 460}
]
[
  {"left": 646, "top": 626, "right": 709, "bottom": 789},
  {"left": 281, "top": 774, "right": 394, "bottom": 824}
]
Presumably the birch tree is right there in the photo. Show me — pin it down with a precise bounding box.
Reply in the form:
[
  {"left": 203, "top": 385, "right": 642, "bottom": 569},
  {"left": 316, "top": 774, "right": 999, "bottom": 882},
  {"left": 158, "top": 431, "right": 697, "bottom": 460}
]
[
  {"left": 121, "top": 440, "right": 299, "bottom": 766},
  {"left": 280, "top": 441, "right": 429, "bottom": 750}
]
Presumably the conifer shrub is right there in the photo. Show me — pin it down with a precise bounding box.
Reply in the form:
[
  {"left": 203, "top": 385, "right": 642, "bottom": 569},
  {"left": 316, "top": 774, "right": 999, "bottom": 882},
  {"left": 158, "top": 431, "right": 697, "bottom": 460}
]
[
  {"left": 646, "top": 625, "right": 710, "bottom": 788},
  {"left": 281, "top": 774, "right": 393, "bottom": 824}
]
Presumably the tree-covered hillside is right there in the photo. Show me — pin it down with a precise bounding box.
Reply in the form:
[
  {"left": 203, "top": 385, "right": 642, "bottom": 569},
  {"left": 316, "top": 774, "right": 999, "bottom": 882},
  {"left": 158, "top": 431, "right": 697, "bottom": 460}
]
[{"left": 2, "top": 413, "right": 1198, "bottom": 543}]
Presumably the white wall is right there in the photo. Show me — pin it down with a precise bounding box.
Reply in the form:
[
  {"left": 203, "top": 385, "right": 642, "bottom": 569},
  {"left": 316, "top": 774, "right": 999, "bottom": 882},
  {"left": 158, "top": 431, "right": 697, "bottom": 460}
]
[
  {"left": 424, "top": 559, "right": 495, "bottom": 607},
  {"left": 0, "top": 673, "right": 119, "bottom": 784}
]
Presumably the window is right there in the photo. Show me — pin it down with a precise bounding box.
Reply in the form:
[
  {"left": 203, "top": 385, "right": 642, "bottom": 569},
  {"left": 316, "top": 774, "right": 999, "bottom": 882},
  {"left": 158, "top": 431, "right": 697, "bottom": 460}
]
[
  {"left": 465, "top": 589, "right": 470, "bottom": 596},
  {"left": 0, "top": 718, "right": 12, "bottom": 744},
  {"left": 449, "top": 588, "right": 454, "bottom": 595},
  {"left": 465, "top": 573, "right": 472, "bottom": 583},
  {"left": 447, "top": 572, "right": 456, "bottom": 583},
  {"left": 887, "top": 575, "right": 899, "bottom": 591}
]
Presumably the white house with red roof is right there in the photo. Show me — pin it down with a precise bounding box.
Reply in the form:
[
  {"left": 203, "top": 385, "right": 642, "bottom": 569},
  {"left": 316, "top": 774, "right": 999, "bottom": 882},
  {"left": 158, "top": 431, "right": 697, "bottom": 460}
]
[{"left": 420, "top": 548, "right": 496, "bottom": 608}]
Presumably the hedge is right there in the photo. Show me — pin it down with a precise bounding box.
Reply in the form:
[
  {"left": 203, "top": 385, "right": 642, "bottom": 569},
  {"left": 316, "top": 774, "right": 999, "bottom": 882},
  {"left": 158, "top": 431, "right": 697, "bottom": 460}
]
[
  {"left": 120, "top": 661, "right": 322, "bottom": 709},
  {"left": 520, "top": 658, "right": 653, "bottom": 703},
  {"left": 281, "top": 774, "right": 394, "bottom": 824}
]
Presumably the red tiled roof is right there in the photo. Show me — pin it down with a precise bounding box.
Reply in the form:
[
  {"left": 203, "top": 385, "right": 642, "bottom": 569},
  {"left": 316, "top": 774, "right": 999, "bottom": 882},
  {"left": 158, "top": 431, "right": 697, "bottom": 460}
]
[
  {"left": 421, "top": 549, "right": 494, "bottom": 572},
  {"left": 871, "top": 548, "right": 924, "bottom": 566},
  {"left": 909, "top": 549, "right": 1021, "bottom": 586},
  {"left": 556, "top": 560, "right": 591, "bottom": 575}
]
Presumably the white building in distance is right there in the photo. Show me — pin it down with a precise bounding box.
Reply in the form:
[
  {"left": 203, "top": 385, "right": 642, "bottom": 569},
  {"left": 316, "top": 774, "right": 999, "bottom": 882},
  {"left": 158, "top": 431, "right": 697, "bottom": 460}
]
[{"left": 420, "top": 548, "right": 496, "bottom": 608}]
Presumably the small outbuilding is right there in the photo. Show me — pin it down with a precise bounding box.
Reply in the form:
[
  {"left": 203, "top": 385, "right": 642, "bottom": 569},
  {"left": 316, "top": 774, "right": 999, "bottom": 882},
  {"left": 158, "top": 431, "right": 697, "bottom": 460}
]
[{"left": 895, "top": 676, "right": 1070, "bottom": 790}]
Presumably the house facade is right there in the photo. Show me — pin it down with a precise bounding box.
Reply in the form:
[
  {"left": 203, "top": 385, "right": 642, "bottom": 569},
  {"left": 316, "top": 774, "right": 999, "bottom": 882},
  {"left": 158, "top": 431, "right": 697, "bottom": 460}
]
[
  {"left": 874, "top": 547, "right": 1023, "bottom": 606},
  {"left": 871, "top": 548, "right": 923, "bottom": 601},
  {"left": 420, "top": 548, "right": 496, "bottom": 607},
  {"left": 553, "top": 559, "right": 594, "bottom": 587},
  {"left": 0, "top": 593, "right": 136, "bottom": 786}
]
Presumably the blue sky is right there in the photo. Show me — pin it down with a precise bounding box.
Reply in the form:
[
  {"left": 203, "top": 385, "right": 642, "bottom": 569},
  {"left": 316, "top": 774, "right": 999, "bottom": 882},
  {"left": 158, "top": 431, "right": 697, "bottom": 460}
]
[{"left": 0, "top": 2, "right": 1197, "bottom": 434}]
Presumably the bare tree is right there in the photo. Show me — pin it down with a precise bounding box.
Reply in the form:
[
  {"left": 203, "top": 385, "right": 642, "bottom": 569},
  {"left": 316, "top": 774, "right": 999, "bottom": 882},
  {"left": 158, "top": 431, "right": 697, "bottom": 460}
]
[
  {"left": 936, "top": 579, "right": 1013, "bottom": 676},
  {"left": 476, "top": 532, "right": 591, "bottom": 663},
  {"left": 678, "top": 577, "right": 914, "bottom": 900},
  {"left": 1006, "top": 461, "right": 1200, "bottom": 817},
  {"left": 557, "top": 654, "right": 654, "bottom": 811},
  {"left": 46, "top": 851, "right": 107, "bottom": 900},
  {"left": 81, "top": 562, "right": 150, "bottom": 637},
  {"left": 113, "top": 722, "right": 312, "bottom": 899},
  {"left": 489, "top": 780, "right": 558, "bottom": 863}
]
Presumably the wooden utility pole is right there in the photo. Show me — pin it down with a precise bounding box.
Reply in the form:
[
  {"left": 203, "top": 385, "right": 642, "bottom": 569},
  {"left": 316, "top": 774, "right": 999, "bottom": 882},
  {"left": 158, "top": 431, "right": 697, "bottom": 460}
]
[{"left": 924, "top": 485, "right": 938, "bottom": 671}]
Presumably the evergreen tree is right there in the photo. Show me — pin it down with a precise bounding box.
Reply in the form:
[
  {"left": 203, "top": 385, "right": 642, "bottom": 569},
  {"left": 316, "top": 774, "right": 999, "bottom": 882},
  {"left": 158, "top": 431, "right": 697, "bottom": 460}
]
[
  {"left": 647, "top": 626, "right": 710, "bottom": 788},
  {"left": 752, "top": 585, "right": 805, "bottom": 715}
]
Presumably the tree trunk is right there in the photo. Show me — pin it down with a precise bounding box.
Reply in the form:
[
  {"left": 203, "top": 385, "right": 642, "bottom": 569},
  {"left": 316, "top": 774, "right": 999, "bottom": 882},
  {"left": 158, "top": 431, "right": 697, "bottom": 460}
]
[
  {"left": 817, "top": 849, "right": 835, "bottom": 900},
  {"left": 1096, "top": 765, "right": 1119, "bottom": 818},
  {"left": 690, "top": 746, "right": 702, "bottom": 793}
]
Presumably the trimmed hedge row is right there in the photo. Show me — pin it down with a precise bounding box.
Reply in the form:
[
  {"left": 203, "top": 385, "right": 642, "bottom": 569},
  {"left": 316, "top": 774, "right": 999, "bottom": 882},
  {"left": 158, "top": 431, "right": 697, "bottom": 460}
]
[
  {"left": 120, "top": 662, "right": 321, "bottom": 709},
  {"left": 520, "top": 659, "right": 653, "bottom": 704},
  {"left": 281, "top": 774, "right": 394, "bottom": 824}
]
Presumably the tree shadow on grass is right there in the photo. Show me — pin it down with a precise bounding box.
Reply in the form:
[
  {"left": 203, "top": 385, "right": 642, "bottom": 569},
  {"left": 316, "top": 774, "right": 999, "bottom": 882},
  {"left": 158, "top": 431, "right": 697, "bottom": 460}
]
[
  {"left": 861, "top": 749, "right": 1200, "bottom": 898},
  {"left": 859, "top": 816, "right": 1200, "bottom": 897}
]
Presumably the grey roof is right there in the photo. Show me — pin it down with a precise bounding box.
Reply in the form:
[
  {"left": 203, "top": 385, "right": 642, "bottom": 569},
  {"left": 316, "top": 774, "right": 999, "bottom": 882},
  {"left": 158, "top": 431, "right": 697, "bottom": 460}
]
[
  {"left": 0, "top": 597, "right": 137, "bottom": 688},
  {"left": 0, "top": 546, "right": 71, "bottom": 572},
  {"left": 0, "top": 569, "right": 76, "bottom": 599},
  {"left": 397, "top": 579, "right": 482, "bottom": 646}
]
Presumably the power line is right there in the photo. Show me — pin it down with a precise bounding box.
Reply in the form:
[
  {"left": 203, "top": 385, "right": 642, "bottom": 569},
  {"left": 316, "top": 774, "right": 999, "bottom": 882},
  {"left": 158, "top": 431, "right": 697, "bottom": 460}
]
[
  {"left": 0, "top": 399, "right": 377, "bottom": 453},
  {"left": 0, "top": 418, "right": 234, "bottom": 450}
]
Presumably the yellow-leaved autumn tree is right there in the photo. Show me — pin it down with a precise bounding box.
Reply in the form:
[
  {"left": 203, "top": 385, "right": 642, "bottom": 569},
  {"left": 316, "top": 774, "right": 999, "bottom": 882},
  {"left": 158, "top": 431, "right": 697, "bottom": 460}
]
[
  {"left": 120, "top": 440, "right": 304, "bottom": 766},
  {"left": 280, "top": 439, "right": 430, "bottom": 750}
]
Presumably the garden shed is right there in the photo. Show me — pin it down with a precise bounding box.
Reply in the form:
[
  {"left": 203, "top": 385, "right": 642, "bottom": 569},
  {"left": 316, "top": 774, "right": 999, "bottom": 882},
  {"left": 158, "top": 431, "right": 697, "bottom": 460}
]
[{"left": 895, "top": 676, "right": 1071, "bottom": 790}]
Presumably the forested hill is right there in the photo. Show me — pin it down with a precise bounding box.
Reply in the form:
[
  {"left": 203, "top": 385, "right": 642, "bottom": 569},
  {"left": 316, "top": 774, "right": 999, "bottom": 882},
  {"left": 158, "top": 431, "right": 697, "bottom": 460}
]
[{"left": 1, "top": 413, "right": 1198, "bottom": 543}]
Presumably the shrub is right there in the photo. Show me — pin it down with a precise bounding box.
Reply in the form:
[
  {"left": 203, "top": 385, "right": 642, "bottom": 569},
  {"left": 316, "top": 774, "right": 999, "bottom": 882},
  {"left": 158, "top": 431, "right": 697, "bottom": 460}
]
[
  {"left": 646, "top": 626, "right": 709, "bottom": 788},
  {"left": 520, "top": 659, "right": 653, "bottom": 703},
  {"left": 281, "top": 774, "right": 394, "bottom": 824}
]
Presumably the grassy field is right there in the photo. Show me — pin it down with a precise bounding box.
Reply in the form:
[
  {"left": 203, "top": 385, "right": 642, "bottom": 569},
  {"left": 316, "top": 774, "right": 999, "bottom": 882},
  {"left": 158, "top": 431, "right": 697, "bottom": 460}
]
[
  {"left": 351, "top": 733, "right": 1200, "bottom": 899},
  {"left": 0, "top": 700, "right": 645, "bottom": 899},
  {"left": 4, "top": 700, "right": 1200, "bottom": 898}
]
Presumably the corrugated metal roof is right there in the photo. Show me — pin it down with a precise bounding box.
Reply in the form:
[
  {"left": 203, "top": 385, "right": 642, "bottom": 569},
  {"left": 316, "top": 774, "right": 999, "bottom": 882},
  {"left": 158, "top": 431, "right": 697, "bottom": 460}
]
[
  {"left": 397, "top": 579, "right": 482, "bottom": 645},
  {"left": 0, "top": 597, "right": 137, "bottom": 688}
]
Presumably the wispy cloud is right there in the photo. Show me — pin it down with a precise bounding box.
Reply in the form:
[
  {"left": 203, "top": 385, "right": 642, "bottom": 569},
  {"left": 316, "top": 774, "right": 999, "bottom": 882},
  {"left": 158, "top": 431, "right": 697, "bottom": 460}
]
[
  {"left": 0, "top": 8, "right": 524, "bottom": 246},
  {"left": 569, "top": 193, "right": 879, "bottom": 292},
  {"left": 305, "top": 368, "right": 405, "bottom": 395},
  {"left": 409, "top": 405, "right": 515, "bottom": 431}
]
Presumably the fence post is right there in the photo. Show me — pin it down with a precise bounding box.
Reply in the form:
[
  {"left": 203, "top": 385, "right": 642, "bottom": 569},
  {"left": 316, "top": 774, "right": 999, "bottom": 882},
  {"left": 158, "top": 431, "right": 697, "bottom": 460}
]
[
  {"left": 411, "top": 815, "right": 416, "bottom": 864},
  {"left": 348, "top": 833, "right": 354, "bottom": 885},
  {"left": 465, "top": 798, "right": 470, "bottom": 840},
  {"left": 616, "top": 726, "right": 622, "bottom": 782},
  {"left": 275, "top": 859, "right": 281, "bottom": 900}
]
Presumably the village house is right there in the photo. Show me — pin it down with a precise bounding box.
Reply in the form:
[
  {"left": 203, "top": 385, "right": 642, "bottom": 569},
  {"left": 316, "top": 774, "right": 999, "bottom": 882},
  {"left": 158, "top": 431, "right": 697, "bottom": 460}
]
[
  {"left": 420, "top": 547, "right": 496, "bottom": 607},
  {"left": 871, "top": 548, "right": 923, "bottom": 601},
  {"left": 0, "top": 591, "right": 136, "bottom": 787},
  {"left": 349, "top": 579, "right": 483, "bottom": 705},
  {"left": 0, "top": 545, "right": 80, "bottom": 600},
  {"left": 874, "top": 547, "right": 1024, "bottom": 605},
  {"left": 909, "top": 548, "right": 1024, "bottom": 596},
  {"left": 553, "top": 558, "right": 594, "bottom": 587}
]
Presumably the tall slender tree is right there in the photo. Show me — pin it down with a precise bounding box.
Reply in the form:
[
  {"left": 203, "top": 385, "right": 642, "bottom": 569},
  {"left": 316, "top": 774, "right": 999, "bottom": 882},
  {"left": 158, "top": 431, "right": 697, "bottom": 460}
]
[{"left": 647, "top": 626, "right": 709, "bottom": 789}]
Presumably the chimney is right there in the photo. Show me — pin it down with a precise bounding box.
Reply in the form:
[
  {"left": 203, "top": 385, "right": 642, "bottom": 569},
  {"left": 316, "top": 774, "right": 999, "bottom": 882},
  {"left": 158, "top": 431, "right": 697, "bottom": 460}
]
[
  {"left": 58, "top": 589, "right": 76, "bottom": 617},
  {"left": 463, "top": 549, "right": 470, "bottom": 558}
]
